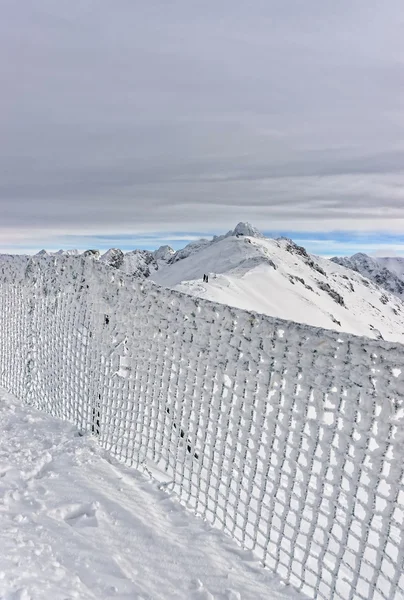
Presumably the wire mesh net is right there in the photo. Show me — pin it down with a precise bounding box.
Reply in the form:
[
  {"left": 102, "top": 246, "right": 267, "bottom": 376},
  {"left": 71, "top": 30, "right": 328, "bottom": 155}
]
[{"left": 0, "top": 255, "right": 403, "bottom": 599}]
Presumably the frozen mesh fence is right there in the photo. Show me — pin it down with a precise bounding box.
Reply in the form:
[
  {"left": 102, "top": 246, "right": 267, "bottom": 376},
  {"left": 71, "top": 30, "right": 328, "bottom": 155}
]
[{"left": 0, "top": 255, "right": 403, "bottom": 599}]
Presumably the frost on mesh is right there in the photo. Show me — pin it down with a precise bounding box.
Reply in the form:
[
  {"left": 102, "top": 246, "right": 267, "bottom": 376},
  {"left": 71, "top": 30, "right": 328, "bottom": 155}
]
[{"left": 0, "top": 254, "right": 403, "bottom": 600}]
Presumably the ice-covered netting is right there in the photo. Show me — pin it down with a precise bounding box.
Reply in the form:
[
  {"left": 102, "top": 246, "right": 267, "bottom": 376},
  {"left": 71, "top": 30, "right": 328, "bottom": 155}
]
[{"left": 0, "top": 255, "right": 403, "bottom": 600}]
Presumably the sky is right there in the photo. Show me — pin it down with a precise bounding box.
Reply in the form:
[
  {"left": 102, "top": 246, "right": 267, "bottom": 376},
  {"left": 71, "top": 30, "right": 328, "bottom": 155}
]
[{"left": 0, "top": 0, "right": 403, "bottom": 256}]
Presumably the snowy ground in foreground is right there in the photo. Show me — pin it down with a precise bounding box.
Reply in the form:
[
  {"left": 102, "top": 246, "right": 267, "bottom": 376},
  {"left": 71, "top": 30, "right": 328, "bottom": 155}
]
[{"left": 0, "top": 389, "right": 302, "bottom": 600}]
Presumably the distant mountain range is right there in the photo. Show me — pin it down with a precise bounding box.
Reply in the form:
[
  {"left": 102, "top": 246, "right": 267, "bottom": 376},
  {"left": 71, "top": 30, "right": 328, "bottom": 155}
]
[
  {"left": 17, "top": 224, "right": 404, "bottom": 342},
  {"left": 331, "top": 253, "right": 404, "bottom": 300}
]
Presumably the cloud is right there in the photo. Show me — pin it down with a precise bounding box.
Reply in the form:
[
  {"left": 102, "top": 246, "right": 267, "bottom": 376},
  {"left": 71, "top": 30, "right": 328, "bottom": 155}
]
[{"left": 0, "top": 0, "right": 403, "bottom": 251}]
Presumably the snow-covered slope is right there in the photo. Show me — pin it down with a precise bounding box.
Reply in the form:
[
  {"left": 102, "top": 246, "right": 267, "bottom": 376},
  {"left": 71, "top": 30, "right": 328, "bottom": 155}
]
[
  {"left": 152, "top": 225, "right": 404, "bottom": 342},
  {"left": 331, "top": 253, "right": 404, "bottom": 300},
  {"left": 0, "top": 388, "right": 299, "bottom": 600}
]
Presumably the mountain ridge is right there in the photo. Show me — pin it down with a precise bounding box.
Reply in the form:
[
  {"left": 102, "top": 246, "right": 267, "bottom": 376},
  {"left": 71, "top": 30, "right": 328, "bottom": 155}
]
[
  {"left": 150, "top": 226, "right": 404, "bottom": 342},
  {"left": 3, "top": 223, "right": 403, "bottom": 342}
]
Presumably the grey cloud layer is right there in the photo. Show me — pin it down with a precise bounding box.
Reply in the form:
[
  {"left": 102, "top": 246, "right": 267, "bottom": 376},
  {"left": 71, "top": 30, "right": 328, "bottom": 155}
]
[{"left": 0, "top": 0, "right": 403, "bottom": 240}]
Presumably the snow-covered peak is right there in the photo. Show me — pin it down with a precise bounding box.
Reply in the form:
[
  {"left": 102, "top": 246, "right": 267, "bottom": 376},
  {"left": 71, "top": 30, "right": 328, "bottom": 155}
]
[
  {"left": 36, "top": 249, "right": 81, "bottom": 257},
  {"left": 55, "top": 249, "right": 81, "bottom": 256},
  {"left": 100, "top": 248, "right": 159, "bottom": 279},
  {"left": 342, "top": 253, "right": 381, "bottom": 272},
  {"left": 101, "top": 248, "right": 124, "bottom": 269},
  {"left": 331, "top": 253, "right": 404, "bottom": 300},
  {"left": 211, "top": 222, "right": 264, "bottom": 244},
  {"left": 82, "top": 249, "right": 101, "bottom": 259},
  {"left": 153, "top": 245, "right": 175, "bottom": 262},
  {"left": 123, "top": 249, "right": 158, "bottom": 278},
  {"left": 229, "top": 222, "right": 264, "bottom": 239},
  {"left": 167, "top": 223, "right": 264, "bottom": 266}
]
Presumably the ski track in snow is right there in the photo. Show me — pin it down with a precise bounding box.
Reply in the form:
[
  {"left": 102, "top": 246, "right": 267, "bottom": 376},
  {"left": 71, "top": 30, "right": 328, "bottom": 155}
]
[{"left": 0, "top": 389, "right": 302, "bottom": 600}]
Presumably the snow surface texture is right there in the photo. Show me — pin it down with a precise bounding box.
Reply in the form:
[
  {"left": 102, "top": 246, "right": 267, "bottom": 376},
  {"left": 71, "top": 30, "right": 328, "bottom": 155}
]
[
  {"left": 151, "top": 231, "right": 404, "bottom": 343},
  {"left": 0, "top": 255, "right": 404, "bottom": 599},
  {"left": 0, "top": 388, "right": 300, "bottom": 600}
]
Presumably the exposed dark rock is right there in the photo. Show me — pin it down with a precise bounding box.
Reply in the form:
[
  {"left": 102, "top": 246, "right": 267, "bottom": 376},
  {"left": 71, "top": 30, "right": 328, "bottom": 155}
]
[{"left": 316, "top": 281, "right": 346, "bottom": 307}]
